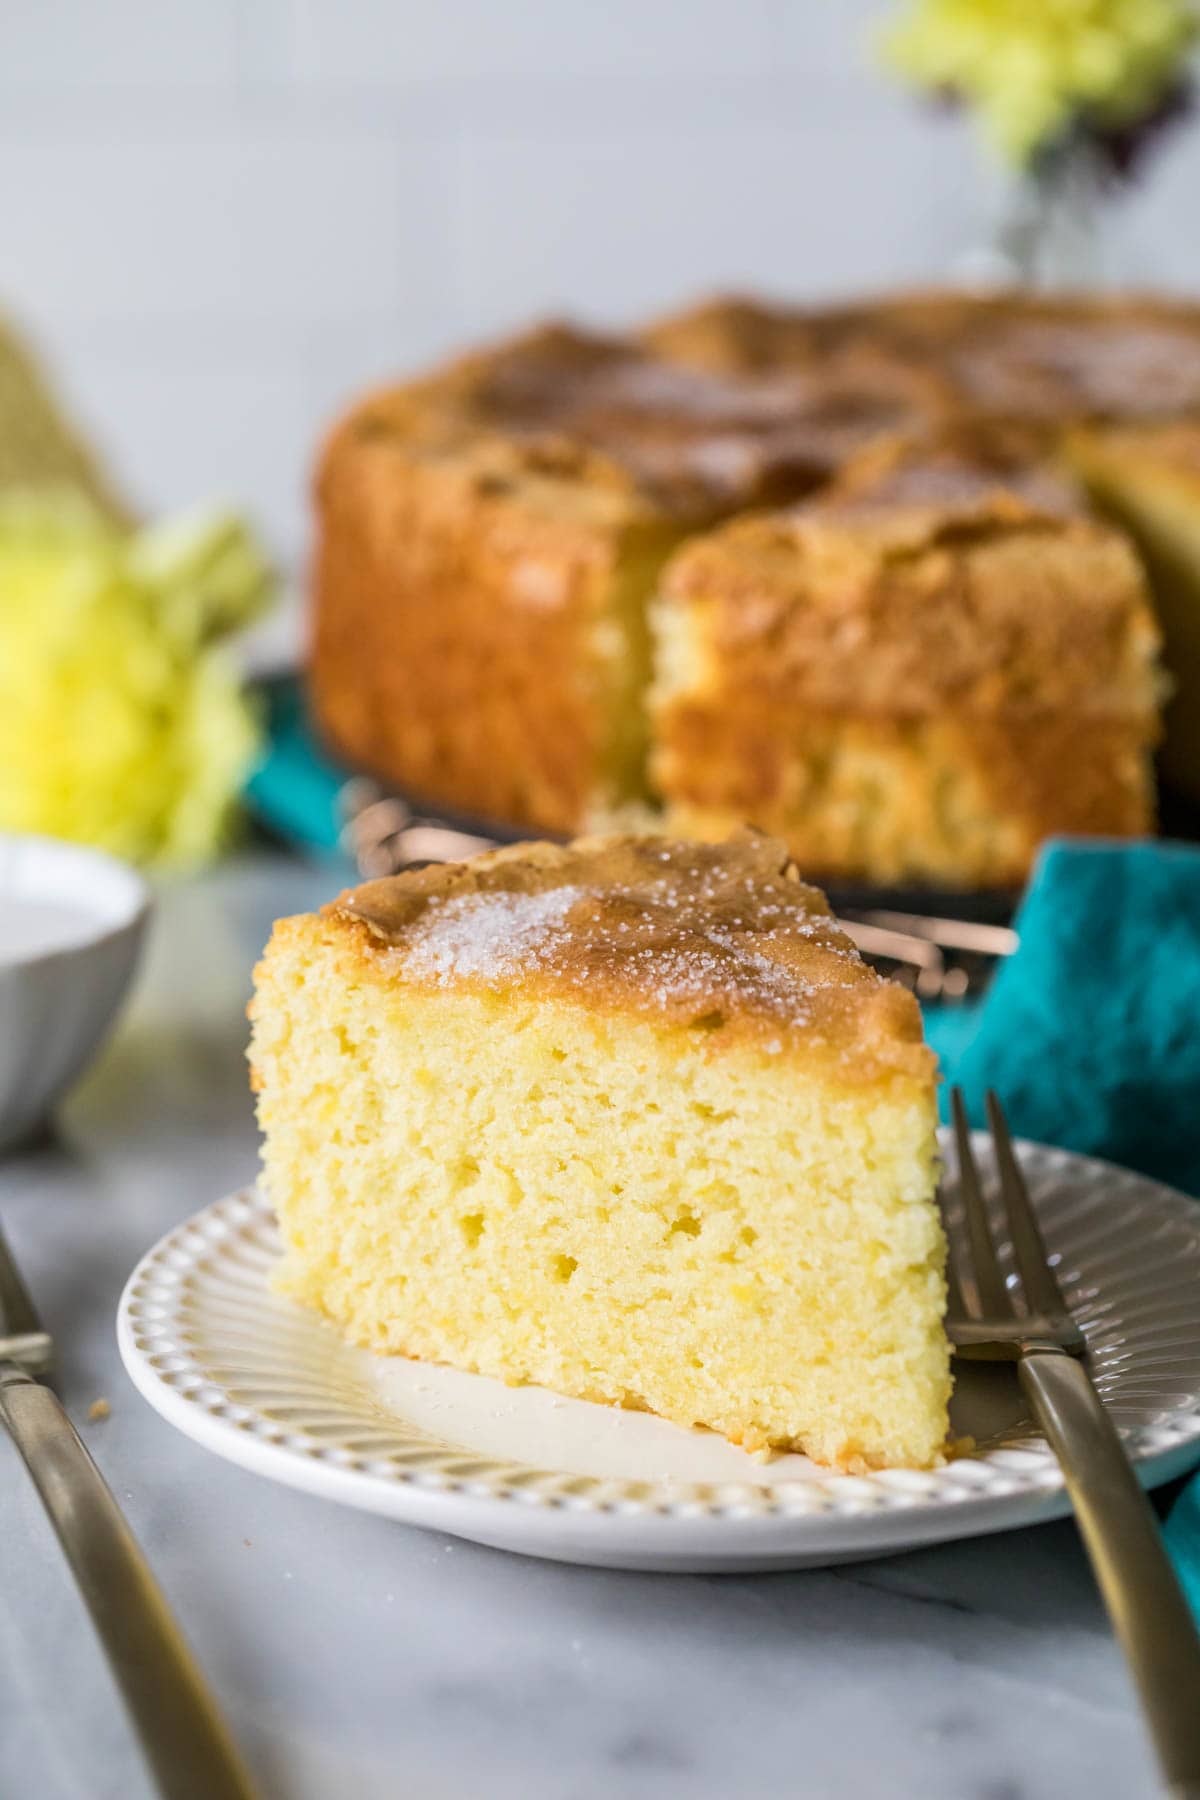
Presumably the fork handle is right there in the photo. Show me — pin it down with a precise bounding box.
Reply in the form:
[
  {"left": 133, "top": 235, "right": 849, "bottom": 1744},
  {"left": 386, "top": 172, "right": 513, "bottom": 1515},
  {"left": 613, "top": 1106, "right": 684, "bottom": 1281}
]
[
  {"left": 0, "top": 1365, "right": 257, "bottom": 1800},
  {"left": 1019, "top": 1348, "right": 1200, "bottom": 1790}
]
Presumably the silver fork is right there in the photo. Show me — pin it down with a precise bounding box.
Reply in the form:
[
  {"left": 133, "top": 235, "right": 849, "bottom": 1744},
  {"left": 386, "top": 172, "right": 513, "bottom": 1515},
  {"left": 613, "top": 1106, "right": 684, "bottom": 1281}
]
[
  {"left": 946, "top": 1089, "right": 1200, "bottom": 1798},
  {"left": 0, "top": 1216, "right": 258, "bottom": 1800}
]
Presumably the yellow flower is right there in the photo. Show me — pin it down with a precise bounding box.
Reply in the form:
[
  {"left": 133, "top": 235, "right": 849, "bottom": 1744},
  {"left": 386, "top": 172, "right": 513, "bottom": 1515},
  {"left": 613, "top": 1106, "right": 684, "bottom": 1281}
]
[
  {"left": 0, "top": 493, "right": 272, "bottom": 867},
  {"left": 882, "top": 0, "right": 1199, "bottom": 165}
]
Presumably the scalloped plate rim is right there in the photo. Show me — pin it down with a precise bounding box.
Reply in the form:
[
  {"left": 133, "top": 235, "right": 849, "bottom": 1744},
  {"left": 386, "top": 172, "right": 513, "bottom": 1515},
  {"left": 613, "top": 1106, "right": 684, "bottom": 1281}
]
[{"left": 116, "top": 1136, "right": 1200, "bottom": 1571}]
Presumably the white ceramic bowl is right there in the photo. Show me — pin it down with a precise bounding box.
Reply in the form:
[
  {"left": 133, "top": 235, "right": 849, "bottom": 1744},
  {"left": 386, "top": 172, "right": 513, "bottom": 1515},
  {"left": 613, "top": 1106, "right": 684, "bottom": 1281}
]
[{"left": 0, "top": 836, "right": 150, "bottom": 1151}]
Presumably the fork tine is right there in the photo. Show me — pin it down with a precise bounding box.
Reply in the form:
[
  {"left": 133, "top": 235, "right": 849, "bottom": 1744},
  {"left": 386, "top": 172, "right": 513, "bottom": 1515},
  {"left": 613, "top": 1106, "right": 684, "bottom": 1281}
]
[
  {"left": 935, "top": 1137, "right": 972, "bottom": 1320},
  {"left": 939, "top": 1201, "right": 970, "bottom": 1321},
  {"left": 985, "top": 1090, "right": 1070, "bottom": 1322},
  {"left": 951, "top": 1088, "right": 1010, "bottom": 1318}
]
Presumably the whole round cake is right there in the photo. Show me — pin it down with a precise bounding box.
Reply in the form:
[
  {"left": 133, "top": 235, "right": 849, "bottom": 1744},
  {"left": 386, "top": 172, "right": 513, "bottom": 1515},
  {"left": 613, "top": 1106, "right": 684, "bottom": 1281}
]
[{"left": 309, "top": 288, "right": 1200, "bottom": 886}]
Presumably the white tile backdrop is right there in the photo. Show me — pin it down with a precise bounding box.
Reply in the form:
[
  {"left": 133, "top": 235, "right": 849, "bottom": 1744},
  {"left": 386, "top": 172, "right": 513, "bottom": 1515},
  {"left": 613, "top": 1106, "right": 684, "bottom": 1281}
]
[{"left": 3, "top": 0, "right": 1199, "bottom": 561}]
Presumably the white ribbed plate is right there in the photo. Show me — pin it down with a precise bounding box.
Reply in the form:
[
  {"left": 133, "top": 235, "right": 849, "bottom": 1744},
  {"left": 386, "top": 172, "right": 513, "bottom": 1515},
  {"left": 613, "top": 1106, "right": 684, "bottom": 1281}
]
[{"left": 118, "top": 1136, "right": 1200, "bottom": 1571}]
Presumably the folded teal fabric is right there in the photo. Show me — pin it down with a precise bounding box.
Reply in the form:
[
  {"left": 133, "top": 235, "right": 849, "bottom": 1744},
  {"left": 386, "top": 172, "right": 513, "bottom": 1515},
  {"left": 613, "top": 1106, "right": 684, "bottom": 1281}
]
[
  {"left": 243, "top": 674, "right": 350, "bottom": 859},
  {"left": 929, "top": 837, "right": 1200, "bottom": 1198},
  {"left": 1166, "top": 1483, "right": 1200, "bottom": 1621},
  {"left": 926, "top": 835, "right": 1200, "bottom": 1606}
]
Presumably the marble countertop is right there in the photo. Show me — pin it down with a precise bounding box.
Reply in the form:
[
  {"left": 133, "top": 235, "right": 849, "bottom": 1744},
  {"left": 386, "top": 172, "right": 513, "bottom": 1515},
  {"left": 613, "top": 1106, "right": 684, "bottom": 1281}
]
[{"left": 0, "top": 853, "right": 1172, "bottom": 1800}]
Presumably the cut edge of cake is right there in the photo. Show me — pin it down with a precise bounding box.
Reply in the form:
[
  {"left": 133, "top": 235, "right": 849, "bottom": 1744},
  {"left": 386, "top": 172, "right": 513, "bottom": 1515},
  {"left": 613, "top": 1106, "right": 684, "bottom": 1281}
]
[
  {"left": 1066, "top": 422, "right": 1200, "bottom": 803},
  {"left": 647, "top": 487, "right": 1162, "bottom": 886}
]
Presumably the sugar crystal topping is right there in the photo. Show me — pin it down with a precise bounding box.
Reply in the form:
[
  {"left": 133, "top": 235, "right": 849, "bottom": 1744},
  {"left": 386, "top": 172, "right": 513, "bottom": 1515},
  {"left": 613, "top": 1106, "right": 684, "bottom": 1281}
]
[
  {"left": 334, "top": 837, "right": 925, "bottom": 1059},
  {"left": 402, "top": 886, "right": 588, "bottom": 984}
]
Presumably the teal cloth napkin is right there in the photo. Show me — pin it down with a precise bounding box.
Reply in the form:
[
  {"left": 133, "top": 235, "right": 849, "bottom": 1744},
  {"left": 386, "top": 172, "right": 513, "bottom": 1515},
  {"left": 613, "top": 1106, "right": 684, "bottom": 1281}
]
[
  {"left": 1166, "top": 1482, "right": 1200, "bottom": 1623},
  {"left": 244, "top": 674, "right": 350, "bottom": 859},
  {"left": 927, "top": 835, "right": 1200, "bottom": 1610},
  {"left": 926, "top": 837, "right": 1200, "bottom": 1197}
]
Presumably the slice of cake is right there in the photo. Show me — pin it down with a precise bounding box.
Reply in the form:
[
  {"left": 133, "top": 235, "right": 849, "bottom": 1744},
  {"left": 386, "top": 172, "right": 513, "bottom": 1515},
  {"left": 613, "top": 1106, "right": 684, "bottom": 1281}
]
[
  {"left": 249, "top": 834, "right": 949, "bottom": 1471},
  {"left": 650, "top": 481, "right": 1162, "bottom": 887},
  {"left": 310, "top": 322, "right": 949, "bottom": 836}
]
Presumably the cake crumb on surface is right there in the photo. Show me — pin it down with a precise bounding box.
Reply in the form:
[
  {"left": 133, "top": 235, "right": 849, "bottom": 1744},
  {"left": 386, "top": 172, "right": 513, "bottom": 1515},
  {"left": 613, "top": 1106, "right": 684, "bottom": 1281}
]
[{"left": 87, "top": 1398, "right": 110, "bottom": 1422}]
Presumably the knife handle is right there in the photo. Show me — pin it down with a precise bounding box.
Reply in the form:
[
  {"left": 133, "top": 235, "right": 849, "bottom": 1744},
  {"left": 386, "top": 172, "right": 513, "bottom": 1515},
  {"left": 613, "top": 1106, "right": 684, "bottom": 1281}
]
[
  {"left": 1020, "top": 1349, "right": 1200, "bottom": 1791},
  {"left": 0, "top": 1365, "right": 257, "bottom": 1800}
]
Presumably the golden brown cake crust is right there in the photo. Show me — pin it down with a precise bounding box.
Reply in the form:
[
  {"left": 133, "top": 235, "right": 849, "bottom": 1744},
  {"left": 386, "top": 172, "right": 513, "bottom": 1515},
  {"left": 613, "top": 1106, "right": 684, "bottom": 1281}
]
[
  {"left": 327, "top": 833, "right": 932, "bottom": 1079},
  {"left": 325, "top": 320, "right": 953, "bottom": 521},
  {"left": 938, "top": 295, "right": 1200, "bottom": 425},
  {"left": 644, "top": 288, "right": 1200, "bottom": 425},
  {"left": 311, "top": 321, "right": 953, "bottom": 831},
  {"left": 640, "top": 292, "right": 824, "bottom": 373},
  {"left": 658, "top": 490, "right": 1161, "bottom": 720},
  {"left": 827, "top": 418, "right": 1084, "bottom": 517}
]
